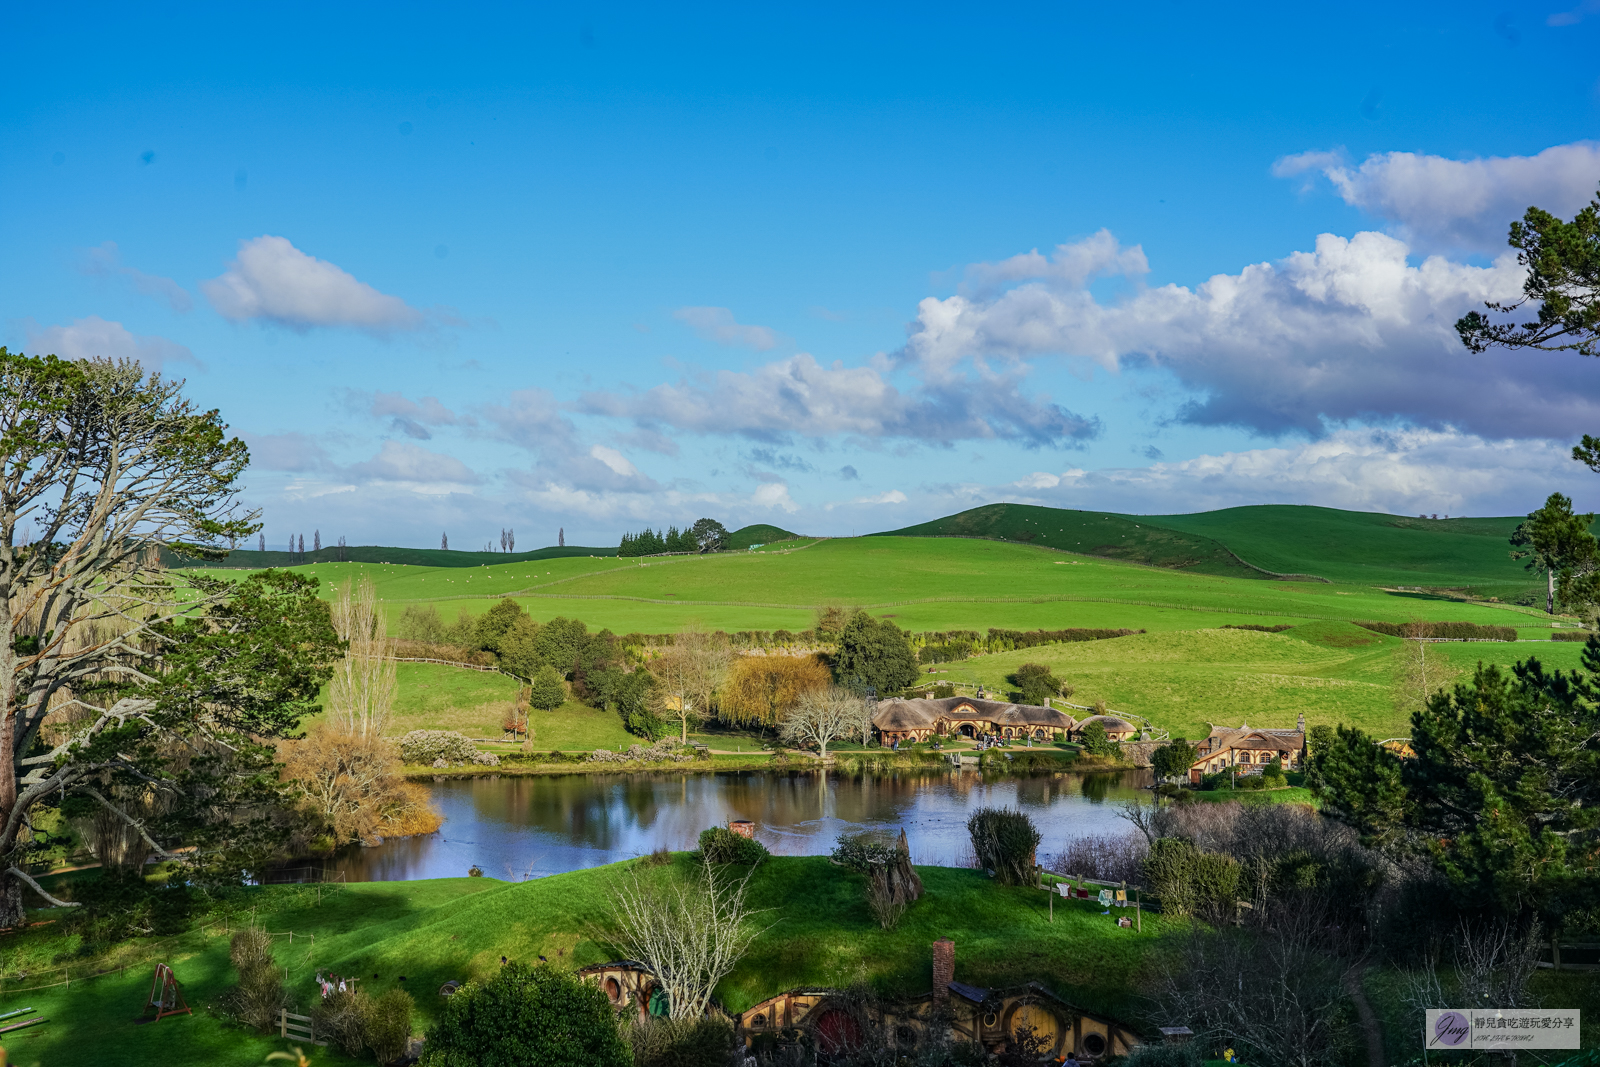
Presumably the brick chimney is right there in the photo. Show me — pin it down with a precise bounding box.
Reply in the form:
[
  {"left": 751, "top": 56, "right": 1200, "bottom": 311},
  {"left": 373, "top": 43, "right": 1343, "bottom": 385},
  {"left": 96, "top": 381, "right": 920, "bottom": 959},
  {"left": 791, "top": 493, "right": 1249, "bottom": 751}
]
[{"left": 932, "top": 938, "right": 954, "bottom": 1005}]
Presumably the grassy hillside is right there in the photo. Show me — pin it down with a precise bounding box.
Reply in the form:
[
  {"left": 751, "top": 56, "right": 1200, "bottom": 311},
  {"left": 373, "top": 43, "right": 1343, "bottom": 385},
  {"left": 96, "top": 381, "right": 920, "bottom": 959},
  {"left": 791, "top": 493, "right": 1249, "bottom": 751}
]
[
  {"left": 4, "top": 856, "right": 1180, "bottom": 1066},
  {"left": 876, "top": 503, "right": 1274, "bottom": 579},
  {"left": 1143, "top": 505, "right": 1533, "bottom": 595},
  {"left": 726, "top": 523, "right": 799, "bottom": 549}
]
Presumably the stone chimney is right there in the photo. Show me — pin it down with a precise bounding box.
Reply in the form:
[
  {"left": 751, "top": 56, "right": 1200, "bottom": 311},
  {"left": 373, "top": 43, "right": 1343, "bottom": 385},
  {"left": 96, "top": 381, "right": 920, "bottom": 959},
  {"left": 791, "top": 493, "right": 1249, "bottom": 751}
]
[
  {"left": 1296, "top": 710, "right": 1306, "bottom": 733},
  {"left": 728, "top": 820, "right": 755, "bottom": 839},
  {"left": 932, "top": 938, "right": 954, "bottom": 1005}
]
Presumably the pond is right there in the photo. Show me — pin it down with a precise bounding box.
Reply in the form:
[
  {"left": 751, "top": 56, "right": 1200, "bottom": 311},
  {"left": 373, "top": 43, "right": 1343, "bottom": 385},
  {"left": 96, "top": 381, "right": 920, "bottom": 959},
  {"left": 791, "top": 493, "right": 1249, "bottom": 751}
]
[{"left": 305, "top": 767, "right": 1153, "bottom": 883}]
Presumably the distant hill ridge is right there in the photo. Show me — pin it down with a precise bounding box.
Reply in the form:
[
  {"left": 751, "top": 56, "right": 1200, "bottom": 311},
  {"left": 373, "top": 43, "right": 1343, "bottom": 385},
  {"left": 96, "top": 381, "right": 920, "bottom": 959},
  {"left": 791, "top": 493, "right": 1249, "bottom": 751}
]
[
  {"left": 874, "top": 503, "right": 1534, "bottom": 594},
  {"left": 167, "top": 523, "right": 797, "bottom": 569}
]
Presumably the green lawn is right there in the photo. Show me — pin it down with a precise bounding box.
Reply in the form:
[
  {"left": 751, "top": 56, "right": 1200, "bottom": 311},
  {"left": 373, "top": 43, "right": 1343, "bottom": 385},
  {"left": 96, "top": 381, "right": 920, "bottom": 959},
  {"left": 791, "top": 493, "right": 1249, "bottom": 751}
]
[{"left": 0, "top": 856, "right": 1182, "bottom": 1066}]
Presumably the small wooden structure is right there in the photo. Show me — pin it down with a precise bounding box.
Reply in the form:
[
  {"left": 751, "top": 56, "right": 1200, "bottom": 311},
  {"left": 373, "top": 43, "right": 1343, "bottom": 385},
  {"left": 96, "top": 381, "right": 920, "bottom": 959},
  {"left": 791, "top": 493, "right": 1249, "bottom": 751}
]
[
  {"left": 279, "top": 1008, "right": 328, "bottom": 1046},
  {"left": 142, "top": 964, "right": 191, "bottom": 1022}
]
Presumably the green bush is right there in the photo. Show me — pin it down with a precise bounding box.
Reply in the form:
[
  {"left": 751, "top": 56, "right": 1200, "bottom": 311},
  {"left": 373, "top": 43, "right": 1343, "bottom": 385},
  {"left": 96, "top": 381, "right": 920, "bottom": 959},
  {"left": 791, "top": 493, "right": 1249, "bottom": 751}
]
[
  {"left": 1554, "top": 630, "right": 1592, "bottom": 642},
  {"left": 421, "top": 960, "right": 629, "bottom": 1067},
  {"left": 624, "top": 1015, "right": 736, "bottom": 1067},
  {"left": 528, "top": 665, "right": 567, "bottom": 711},
  {"left": 1353, "top": 619, "right": 1516, "bottom": 641},
  {"left": 1143, "top": 837, "right": 1241, "bottom": 919},
  {"left": 1008, "top": 662, "right": 1067, "bottom": 705},
  {"left": 399, "top": 730, "right": 481, "bottom": 765},
  {"left": 697, "top": 826, "right": 770, "bottom": 865},
  {"left": 967, "top": 807, "right": 1041, "bottom": 886},
  {"left": 831, "top": 831, "right": 900, "bottom": 872},
  {"left": 363, "top": 987, "right": 415, "bottom": 1064}
]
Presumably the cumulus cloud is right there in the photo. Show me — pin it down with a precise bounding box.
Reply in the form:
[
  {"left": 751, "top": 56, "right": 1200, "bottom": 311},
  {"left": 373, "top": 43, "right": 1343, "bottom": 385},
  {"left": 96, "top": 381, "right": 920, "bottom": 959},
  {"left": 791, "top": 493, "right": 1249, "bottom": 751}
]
[
  {"left": 752, "top": 481, "right": 801, "bottom": 513},
  {"left": 962, "top": 229, "right": 1149, "bottom": 294},
  {"left": 80, "top": 242, "right": 192, "bottom": 312},
  {"left": 903, "top": 230, "right": 1600, "bottom": 440},
  {"left": 673, "top": 306, "right": 780, "bottom": 351},
  {"left": 578, "top": 352, "right": 1100, "bottom": 448},
  {"left": 993, "top": 427, "right": 1582, "bottom": 517},
  {"left": 202, "top": 236, "right": 426, "bottom": 333},
  {"left": 26, "top": 316, "right": 200, "bottom": 372},
  {"left": 1273, "top": 141, "right": 1600, "bottom": 252},
  {"left": 347, "top": 440, "right": 480, "bottom": 487}
]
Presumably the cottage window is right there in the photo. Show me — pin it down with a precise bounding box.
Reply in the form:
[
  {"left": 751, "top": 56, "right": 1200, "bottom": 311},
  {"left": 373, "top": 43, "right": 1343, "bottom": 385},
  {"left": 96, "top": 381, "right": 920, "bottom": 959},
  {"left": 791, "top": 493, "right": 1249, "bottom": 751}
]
[{"left": 753, "top": 1013, "right": 767, "bottom": 1027}]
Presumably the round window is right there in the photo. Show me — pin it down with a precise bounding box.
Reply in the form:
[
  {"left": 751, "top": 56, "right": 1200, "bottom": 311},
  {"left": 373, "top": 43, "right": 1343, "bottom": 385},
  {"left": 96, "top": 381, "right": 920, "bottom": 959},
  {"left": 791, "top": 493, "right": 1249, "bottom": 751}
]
[
  {"left": 603, "top": 977, "right": 621, "bottom": 1003},
  {"left": 1082, "top": 1032, "right": 1108, "bottom": 1056},
  {"left": 752, "top": 1013, "right": 767, "bottom": 1027},
  {"left": 895, "top": 1024, "right": 918, "bottom": 1047},
  {"left": 982, "top": 1012, "right": 999, "bottom": 1027}
]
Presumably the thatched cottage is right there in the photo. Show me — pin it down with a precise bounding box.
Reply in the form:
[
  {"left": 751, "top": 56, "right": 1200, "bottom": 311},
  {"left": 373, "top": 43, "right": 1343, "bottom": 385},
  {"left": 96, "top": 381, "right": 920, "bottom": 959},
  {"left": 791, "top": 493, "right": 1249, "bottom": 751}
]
[
  {"left": 871, "top": 696, "right": 1076, "bottom": 745},
  {"left": 1187, "top": 713, "right": 1307, "bottom": 782}
]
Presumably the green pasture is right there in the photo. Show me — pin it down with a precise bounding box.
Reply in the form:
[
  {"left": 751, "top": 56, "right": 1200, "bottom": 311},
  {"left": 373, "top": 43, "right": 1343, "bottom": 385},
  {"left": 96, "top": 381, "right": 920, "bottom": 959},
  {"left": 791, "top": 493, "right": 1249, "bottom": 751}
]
[
  {"left": 0, "top": 856, "right": 1179, "bottom": 1066},
  {"left": 181, "top": 530, "right": 1582, "bottom": 746}
]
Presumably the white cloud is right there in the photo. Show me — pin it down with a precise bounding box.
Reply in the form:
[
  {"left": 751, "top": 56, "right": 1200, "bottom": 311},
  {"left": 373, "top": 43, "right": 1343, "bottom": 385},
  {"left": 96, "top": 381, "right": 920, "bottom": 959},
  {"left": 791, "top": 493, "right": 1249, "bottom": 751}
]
[
  {"left": 988, "top": 427, "right": 1584, "bottom": 517},
  {"left": 589, "top": 445, "right": 640, "bottom": 478},
  {"left": 751, "top": 482, "right": 801, "bottom": 513},
  {"left": 962, "top": 229, "right": 1149, "bottom": 293},
  {"left": 26, "top": 316, "right": 200, "bottom": 372},
  {"left": 825, "top": 489, "right": 907, "bottom": 511},
  {"left": 1273, "top": 141, "right": 1600, "bottom": 252},
  {"left": 347, "top": 441, "right": 480, "bottom": 488},
  {"left": 904, "top": 230, "right": 1598, "bottom": 439},
  {"left": 578, "top": 352, "right": 1100, "bottom": 447},
  {"left": 202, "top": 236, "right": 426, "bottom": 333},
  {"left": 673, "top": 306, "right": 780, "bottom": 351},
  {"left": 80, "top": 242, "right": 192, "bottom": 312}
]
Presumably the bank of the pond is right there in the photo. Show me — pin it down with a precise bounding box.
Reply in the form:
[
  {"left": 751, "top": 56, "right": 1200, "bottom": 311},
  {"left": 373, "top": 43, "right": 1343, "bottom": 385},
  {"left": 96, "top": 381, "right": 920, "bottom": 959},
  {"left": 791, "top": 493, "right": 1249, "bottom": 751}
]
[
  {"left": 1, "top": 856, "right": 1182, "bottom": 1067},
  {"left": 402, "top": 746, "right": 1129, "bottom": 780}
]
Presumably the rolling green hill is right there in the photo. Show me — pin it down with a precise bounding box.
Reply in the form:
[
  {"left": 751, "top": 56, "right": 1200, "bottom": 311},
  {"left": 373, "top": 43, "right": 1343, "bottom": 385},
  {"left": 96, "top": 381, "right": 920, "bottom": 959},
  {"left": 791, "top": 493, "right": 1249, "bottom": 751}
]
[
  {"left": 875, "top": 503, "right": 1306, "bottom": 580},
  {"left": 726, "top": 523, "right": 799, "bottom": 549},
  {"left": 877, "top": 502, "right": 1538, "bottom": 597},
  {"left": 1141, "top": 505, "right": 1531, "bottom": 593}
]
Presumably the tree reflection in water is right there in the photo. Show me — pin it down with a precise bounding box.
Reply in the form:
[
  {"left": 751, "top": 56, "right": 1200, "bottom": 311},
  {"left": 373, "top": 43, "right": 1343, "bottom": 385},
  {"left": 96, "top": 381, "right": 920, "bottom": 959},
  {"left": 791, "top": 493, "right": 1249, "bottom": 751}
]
[{"left": 302, "top": 768, "right": 1152, "bottom": 883}]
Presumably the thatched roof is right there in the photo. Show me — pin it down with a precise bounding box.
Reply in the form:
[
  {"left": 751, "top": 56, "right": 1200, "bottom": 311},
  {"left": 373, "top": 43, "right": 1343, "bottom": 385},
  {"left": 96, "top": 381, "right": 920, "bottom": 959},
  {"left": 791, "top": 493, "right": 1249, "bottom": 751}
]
[
  {"left": 872, "top": 696, "right": 1075, "bottom": 733},
  {"left": 1076, "top": 714, "right": 1136, "bottom": 734}
]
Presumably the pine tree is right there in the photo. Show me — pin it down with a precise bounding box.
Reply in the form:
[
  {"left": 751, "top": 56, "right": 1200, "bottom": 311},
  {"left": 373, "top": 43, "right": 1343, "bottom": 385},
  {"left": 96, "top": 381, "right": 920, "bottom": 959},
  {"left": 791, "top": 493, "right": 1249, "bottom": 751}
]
[
  {"left": 258, "top": 533, "right": 265, "bottom": 553},
  {"left": 558, "top": 527, "right": 564, "bottom": 547},
  {"left": 313, "top": 529, "right": 321, "bottom": 553},
  {"left": 441, "top": 531, "right": 449, "bottom": 551},
  {"left": 508, "top": 528, "right": 515, "bottom": 552},
  {"left": 298, "top": 534, "right": 305, "bottom": 559}
]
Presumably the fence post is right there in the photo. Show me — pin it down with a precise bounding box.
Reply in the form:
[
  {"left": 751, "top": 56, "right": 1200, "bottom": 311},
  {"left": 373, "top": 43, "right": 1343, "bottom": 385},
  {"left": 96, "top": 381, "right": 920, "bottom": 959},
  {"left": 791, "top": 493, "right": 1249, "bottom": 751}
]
[{"left": 280, "top": 1007, "right": 288, "bottom": 1038}]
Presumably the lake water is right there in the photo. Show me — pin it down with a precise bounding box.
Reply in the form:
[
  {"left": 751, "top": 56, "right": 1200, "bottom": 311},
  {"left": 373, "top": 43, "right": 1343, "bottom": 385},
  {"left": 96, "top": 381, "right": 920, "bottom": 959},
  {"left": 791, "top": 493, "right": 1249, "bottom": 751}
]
[{"left": 310, "top": 768, "right": 1153, "bottom": 882}]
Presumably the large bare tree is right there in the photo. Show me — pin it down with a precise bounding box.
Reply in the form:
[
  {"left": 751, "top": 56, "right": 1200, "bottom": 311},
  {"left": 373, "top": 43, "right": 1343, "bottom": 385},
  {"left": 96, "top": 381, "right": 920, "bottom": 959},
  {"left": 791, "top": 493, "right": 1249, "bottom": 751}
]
[
  {"left": 0, "top": 353, "right": 336, "bottom": 925},
  {"left": 611, "top": 853, "right": 769, "bottom": 1020},
  {"left": 780, "top": 686, "right": 863, "bottom": 760},
  {"left": 648, "top": 627, "right": 730, "bottom": 744}
]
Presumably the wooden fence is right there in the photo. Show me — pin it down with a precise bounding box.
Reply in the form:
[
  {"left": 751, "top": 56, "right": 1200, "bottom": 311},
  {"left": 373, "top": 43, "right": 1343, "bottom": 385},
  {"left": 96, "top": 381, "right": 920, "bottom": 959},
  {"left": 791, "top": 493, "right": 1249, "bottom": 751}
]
[{"left": 280, "top": 1008, "right": 327, "bottom": 1046}]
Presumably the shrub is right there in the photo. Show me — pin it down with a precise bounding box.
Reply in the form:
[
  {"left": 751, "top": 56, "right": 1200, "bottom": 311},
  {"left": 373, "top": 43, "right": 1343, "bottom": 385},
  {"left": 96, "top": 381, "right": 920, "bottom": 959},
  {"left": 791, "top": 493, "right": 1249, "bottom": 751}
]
[
  {"left": 1353, "top": 620, "right": 1516, "bottom": 641},
  {"left": 399, "top": 730, "right": 482, "bottom": 765},
  {"left": 363, "top": 987, "right": 415, "bottom": 1064},
  {"left": 1079, "top": 720, "right": 1116, "bottom": 757},
  {"left": 1150, "top": 740, "right": 1198, "bottom": 780},
  {"left": 226, "top": 928, "right": 287, "bottom": 1033},
  {"left": 528, "top": 665, "right": 567, "bottom": 711},
  {"left": 1219, "top": 623, "right": 1293, "bottom": 634},
  {"left": 831, "top": 831, "right": 900, "bottom": 872},
  {"left": 1143, "top": 837, "right": 1241, "bottom": 919},
  {"left": 397, "top": 603, "right": 446, "bottom": 643},
  {"left": 1008, "top": 663, "right": 1065, "bottom": 705},
  {"left": 312, "top": 986, "right": 371, "bottom": 1057},
  {"left": 624, "top": 1015, "right": 736, "bottom": 1067},
  {"left": 421, "top": 960, "right": 629, "bottom": 1067},
  {"left": 1554, "top": 630, "right": 1592, "bottom": 642},
  {"left": 587, "top": 740, "right": 689, "bottom": 764},
  {"left": 697, "top": 826, "right": 770, "bottom": 865},
  {"left": 967, "top": 808, "right": 1041, "bottom": 886}
]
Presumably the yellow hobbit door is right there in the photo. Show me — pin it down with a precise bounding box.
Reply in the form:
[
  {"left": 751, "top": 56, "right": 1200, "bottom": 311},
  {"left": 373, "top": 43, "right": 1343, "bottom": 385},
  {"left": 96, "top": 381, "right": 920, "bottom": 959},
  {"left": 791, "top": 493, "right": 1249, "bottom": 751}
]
[{"left": 1003, "top": 1000, "right": 1064, "bottom": 1057}]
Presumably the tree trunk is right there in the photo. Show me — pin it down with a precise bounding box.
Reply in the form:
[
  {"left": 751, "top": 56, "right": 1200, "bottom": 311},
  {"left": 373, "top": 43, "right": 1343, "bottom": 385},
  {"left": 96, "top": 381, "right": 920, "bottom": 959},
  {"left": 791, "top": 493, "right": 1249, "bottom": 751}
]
[
  {"left": 1549, "top": 569, "right": 1556, "bottom": 615},
  {"left": 0, "top": 872, "right": 27, "bottom": 930}
]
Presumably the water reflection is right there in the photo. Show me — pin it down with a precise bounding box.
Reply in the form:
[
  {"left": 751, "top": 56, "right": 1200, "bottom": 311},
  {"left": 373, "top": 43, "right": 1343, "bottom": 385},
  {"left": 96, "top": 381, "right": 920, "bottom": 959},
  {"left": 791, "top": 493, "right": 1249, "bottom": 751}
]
[{"left": 316, "top": 768, "right": 1152, "bottom": 883}]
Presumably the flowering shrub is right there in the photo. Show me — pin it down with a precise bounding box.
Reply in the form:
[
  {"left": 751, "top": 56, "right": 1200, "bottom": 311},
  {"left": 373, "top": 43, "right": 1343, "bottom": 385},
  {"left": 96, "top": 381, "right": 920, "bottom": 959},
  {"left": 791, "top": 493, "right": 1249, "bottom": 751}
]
[
  {"left": 401, "top": 730, "right": 482, "bottom": 765},
  {"left": 586, "top": 740, "right": 688, "bottom": 764}
]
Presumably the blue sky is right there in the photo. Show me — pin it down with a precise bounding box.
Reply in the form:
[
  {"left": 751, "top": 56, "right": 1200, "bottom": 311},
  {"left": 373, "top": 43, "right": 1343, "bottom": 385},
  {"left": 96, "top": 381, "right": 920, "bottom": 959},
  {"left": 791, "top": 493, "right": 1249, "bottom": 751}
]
[{"left": 6, "top": 1, "right": 1600, "bottom": 550}]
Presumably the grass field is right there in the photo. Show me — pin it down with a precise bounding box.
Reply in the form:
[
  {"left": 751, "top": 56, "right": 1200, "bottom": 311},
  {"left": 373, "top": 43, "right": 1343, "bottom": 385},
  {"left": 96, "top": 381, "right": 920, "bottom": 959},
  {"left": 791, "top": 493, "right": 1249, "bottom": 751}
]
[
  {"left": 1, "top": 855, "right": 1180, "bottom": 1066},
  {"left": 183, "top": 528, "right": 1581, "bottom": 745}
]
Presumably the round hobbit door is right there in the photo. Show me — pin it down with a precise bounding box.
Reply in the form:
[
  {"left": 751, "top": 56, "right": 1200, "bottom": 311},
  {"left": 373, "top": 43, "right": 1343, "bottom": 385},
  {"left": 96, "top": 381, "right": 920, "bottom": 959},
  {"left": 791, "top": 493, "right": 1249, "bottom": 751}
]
[
  {"left": 1003, "top": 1001, "right": 1063, "bottom": 1057},
  {"left": 647, "top": 987, "right": 670, "bottom": 1017},
  {"left": 1081, "top": 1031, "right": 1108, "bottom": 1057},
  {"left": 603, "top": 977, "right": 621, "bottom": 1003},
  {"left": 812, "top": 1009, "right": 864, "bottom": 1055}
]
